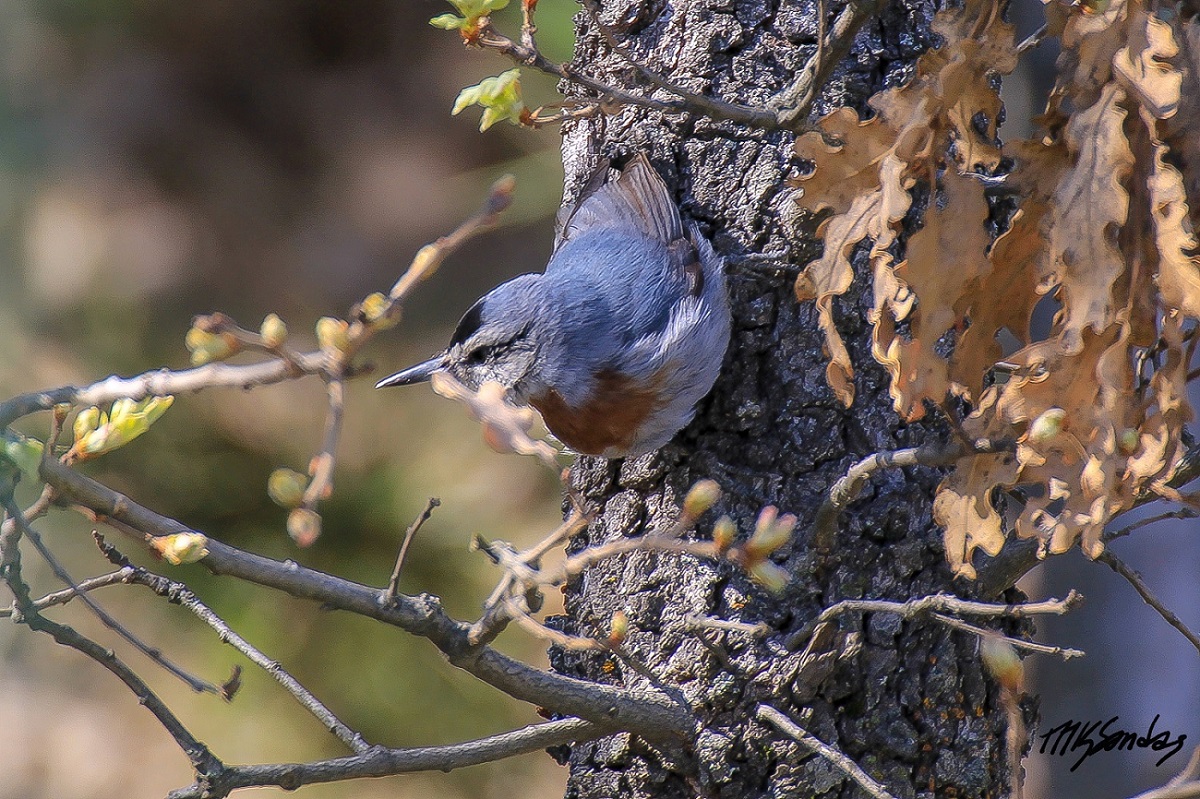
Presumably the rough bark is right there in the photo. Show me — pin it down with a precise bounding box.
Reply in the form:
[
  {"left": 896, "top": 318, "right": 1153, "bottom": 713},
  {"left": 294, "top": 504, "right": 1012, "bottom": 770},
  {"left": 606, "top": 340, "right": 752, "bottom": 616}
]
[{"left": 551, "top": 2, "right": 1025, "bottom": 797}]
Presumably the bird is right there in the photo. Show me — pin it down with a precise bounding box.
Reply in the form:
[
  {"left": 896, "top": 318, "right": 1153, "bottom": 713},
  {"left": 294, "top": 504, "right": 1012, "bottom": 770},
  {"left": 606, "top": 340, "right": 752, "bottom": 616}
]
[{"left": 376, "top": 153, "right": 731, "bottom": 458}]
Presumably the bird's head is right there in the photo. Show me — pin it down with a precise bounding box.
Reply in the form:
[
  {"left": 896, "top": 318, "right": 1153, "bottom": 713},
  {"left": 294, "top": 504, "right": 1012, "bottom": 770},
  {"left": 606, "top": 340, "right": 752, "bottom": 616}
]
[{"left": 376, "top": 274, "right": 545, "bottom": 398}]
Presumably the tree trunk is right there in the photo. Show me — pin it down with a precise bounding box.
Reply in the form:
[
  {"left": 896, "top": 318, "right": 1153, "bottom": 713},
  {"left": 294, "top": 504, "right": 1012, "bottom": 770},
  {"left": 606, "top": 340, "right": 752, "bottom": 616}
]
[{"left": 552, "top": 2, "right": 1024, "bottom": 797}]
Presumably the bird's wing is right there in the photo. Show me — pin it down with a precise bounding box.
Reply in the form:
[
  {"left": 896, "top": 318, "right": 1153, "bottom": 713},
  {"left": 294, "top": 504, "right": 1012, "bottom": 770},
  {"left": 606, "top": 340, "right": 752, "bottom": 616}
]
[{"left": 554, "top": 153, "right": 685, "bottom": 252}]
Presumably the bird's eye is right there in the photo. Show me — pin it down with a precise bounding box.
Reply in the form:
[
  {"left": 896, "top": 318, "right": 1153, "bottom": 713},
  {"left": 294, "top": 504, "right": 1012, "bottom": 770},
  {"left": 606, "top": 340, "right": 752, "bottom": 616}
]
[{"left": 464, "top": 347, "right": 488, "bottom": 365}]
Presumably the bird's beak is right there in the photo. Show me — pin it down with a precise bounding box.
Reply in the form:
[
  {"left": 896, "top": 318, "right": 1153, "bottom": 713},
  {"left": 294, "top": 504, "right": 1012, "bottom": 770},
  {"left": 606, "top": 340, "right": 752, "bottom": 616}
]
[{"left": 375, "top": 355, "right": 445, "bottom": 388}]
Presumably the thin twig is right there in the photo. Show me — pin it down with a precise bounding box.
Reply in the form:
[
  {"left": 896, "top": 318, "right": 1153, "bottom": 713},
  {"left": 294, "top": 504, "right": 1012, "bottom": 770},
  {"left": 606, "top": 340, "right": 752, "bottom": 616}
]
[
  {"left": 300, "top": 378, "right": 345, "bottom": 514},
  {"left": 684, "top": 615, "right": 771, "bottom": 637},
  {"left": 1129, "top": 746, "right": 1200, "bottom": 799},
  {"left": 1016, "top": 23, "right": 1048, "bottom": 55},
  {"left": 475, "top": 20, "right": 782, "bottom": 129},
  {"left": 757, "top": 705, "right": 899, "bottom": 799},
  {"left": 1098, "top": 550, "right": 1200, "bottom": 656},
  {"left": 5, "top": 500, "right": 222, "bottom": 695},
  {"left": 1107, "top": 509, "right": 1199, "bottom": 542},
  {"left": 931, "top": 613, "right": 1084, "bottom": 659},
  {"left": 788, "top": 591, "right": 1084, "bottom": 654},
  {"left": 105, "top": 547, "right": 371, "bottom": 752},
  {"left": 0, "top": 567, "right": 135, "bottom": 618},
  {"left": 25, "top": 608, "right": 223, "bottom": 777},
  {"left": 813, "top": 439, "right": 1012, "bottom": 551},
  {"left": 166, "top": 717, "right": 605, "bottom": 799},
  {"left": 769, "top": 0, "right": 887, "bottom": 128},
  {"left": 385, "top": 497, "right": 441, "bottom": 602},
  {"left": 38, "top": 457, "right": 695, "bottom": 739}
]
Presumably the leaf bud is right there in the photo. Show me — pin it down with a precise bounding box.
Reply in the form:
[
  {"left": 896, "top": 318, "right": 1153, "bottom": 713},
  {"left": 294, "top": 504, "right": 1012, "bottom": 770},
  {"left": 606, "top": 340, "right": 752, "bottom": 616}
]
[
  {"left": 1028, "top": 407, "right": 1067, "bottom": 443},
  {"left": 748, "top": 560, "right": 791, "bottom": 594},
  {"left": 287, "top": 508, "right": 322, "bottom": 547},
  {"left": 683, "top": 479, "right": 721, "bottom": 519},
  {"left": 149, "top": 532, "right": 209, "bottom": 566},
  {"left": 608, "top": 610, "right": 629, "bottom": 646},
  {"left": 260, "top": 313, "right": 288, "bottom": 348},
  {"left": 267, "top": 468, "right": 308, "bottom": 509},
  {"left": 315, "top": 317, "right": 350, "bottom": 354},
  {"left": 712, "top": 515, "right": 737, "bottom": 553},
  {"left": 980, "top": 633, "right": 1024, "bottom": 695}
]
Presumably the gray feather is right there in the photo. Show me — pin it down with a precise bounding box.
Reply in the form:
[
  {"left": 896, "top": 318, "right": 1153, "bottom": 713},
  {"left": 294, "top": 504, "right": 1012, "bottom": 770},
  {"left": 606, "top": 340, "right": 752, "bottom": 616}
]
[{"left": 555, "top": 153, "right": 684, "bottom": 251}]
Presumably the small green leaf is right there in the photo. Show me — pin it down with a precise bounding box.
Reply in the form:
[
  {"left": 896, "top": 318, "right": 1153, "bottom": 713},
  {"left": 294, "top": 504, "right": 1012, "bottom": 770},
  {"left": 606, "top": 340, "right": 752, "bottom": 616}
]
[
  {"left": 452, "top": 69, "right": 526, "bottom": 132},
  {"left": 430, "top": 0, "right": 509, "bottom": 29},
  {"left": 430, "top": 13, "right": 466, "bottom": 29},
  {"left": 74, "top": 396, "right": 175, "bottom": 458},
  {"left": 3, "top": 435, "right": 44, "bottom": 481},
  {"left": 150, "top": 533, "right": 209, "bottom": 565}
]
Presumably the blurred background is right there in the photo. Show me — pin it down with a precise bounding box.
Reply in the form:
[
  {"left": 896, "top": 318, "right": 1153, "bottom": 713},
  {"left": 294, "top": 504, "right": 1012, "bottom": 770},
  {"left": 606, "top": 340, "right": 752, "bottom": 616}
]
[
  {"left": 0, "top": 1, "right": 1196, "bottom": 798},
  {"left": 0, "top": 2, "right": 576, "bottom": 797}
]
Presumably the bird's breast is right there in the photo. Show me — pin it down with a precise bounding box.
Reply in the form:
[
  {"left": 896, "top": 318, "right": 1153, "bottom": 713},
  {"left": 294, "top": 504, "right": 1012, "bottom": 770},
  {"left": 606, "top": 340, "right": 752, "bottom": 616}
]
[{"left": 530, "top": 368, "right": 666, "bottom": 457}]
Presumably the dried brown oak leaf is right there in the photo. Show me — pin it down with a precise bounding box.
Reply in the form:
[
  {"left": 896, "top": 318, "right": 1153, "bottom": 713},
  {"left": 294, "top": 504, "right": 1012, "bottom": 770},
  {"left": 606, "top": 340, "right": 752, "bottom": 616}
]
[
  {"left": 1047, "top": 83, "right": 1135, "bottom": 355},
  {"left": 872, "top": 170, "right": 992, "bottom": 420}
]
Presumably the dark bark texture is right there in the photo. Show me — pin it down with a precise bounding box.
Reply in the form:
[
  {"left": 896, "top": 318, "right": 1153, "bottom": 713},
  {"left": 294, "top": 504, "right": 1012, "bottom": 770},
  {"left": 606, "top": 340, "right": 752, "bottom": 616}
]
[{"left": 550, "top": 1, "right": 1027, "bottom": 798}]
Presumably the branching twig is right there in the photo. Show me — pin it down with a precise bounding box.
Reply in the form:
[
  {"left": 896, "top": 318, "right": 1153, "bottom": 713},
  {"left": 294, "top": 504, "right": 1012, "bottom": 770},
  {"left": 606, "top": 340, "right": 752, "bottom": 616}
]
[
  {"left": 385, "top": 497, "right": 441, "bottom": 602},
  {"left": 789, "top": 591, "right": 1085, "bottom": 656},
  {"left": 37, "top": 457, "right": 695, "bottom": 739},
  {"left": 25, "top": 607, "right": 223, "bottom": 777},
  {"left": 769, "top": 0, "right": 887, "bottom": 128},
  {"left": 300, "top": 378, "right": 345, "bottom": 515},
  {"left": 930, "top": 613, "right": 1084, "bottom": 659},
  {"left": 165, "top": 717, "right": 605, "bottom": 799},
  {"left": 814, "top": 439, "right": 1013, "bottom": 550},
  {"left": 0, "top": 566, "right": 135, "bottom": 618},
  {"left": 1098, "top": 550, "right": 1200, "bottom": 656},
  {"left": 4, "top": 500, "right": 222, "bottom": 695},
  {"left": 756, "top": 704, "right": 899, "bottom": 799},
  {"left": 128, "top": 562, "right": 370, "bottom": 751}
]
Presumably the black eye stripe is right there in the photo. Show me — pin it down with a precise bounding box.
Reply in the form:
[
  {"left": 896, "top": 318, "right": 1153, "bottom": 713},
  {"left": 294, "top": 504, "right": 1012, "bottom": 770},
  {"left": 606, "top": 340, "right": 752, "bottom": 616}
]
[{"left": 450, "top": 302, "right": 485, "bottom": 347}]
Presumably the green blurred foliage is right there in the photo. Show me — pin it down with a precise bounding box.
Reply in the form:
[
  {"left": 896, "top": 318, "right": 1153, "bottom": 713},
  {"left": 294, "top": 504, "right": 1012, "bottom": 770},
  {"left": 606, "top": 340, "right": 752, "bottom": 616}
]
[{"left": 0, "top": 1, "right": 580, "bottom": 797}]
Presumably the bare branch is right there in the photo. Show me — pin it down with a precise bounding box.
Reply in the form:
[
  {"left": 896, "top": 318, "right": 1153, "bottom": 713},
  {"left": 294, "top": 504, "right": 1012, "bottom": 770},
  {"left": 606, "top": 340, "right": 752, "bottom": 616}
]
[
  {"left": 385, "top": 497, "right": 441, "bottom": 602},
  {"left": 299, "top": 377, "right": 345, "bottom": 518},
  {"left": 789, "top": 591, "right": 1084, "bottom": 655},
  {"left": 37, "top": 457, "right": 695, "bottom": 740},
  {"left": 0, "top": 566, "right": 135, "bottom": 618},
  {"left": 930, "top": 613, "right": 1084, "bottom": 660},
  {"left": 1098, "top": 550, "right": 1200, "bottom": 657},
  {"left": 166, "top": 717, "right": 605, "bottom": 799},
  {"left": 0, "top": 501, "right": 220, "bottom": 777},
  {"left": 813, "top": 439, "right": 1013, "bottom": 551},
  {"left": 87, "top": 533, "right": 370, "bottom": 753},
  {"left": 5, "top": 500, "right": 222, "bottom": 695},
  {"left": 684, "top": 615, "right": 771, "bottom": 638},
  {"left": 769, "top": 0, "right": 887, "bottom": 128},
  {"left": 757, "top": 705, "right": 899, "bottom": 799}
]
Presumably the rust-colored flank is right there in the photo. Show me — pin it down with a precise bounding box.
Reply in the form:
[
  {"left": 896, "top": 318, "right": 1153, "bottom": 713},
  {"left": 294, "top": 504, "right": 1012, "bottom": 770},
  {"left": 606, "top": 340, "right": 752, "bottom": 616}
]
[{"left": 531, "top": 369, "right": 663, "bottom": 456}]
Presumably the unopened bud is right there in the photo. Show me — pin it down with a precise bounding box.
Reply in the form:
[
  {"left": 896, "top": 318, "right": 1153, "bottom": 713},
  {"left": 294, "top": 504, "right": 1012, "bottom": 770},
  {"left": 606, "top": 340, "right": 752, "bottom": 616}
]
[
  {"left": 315, "top": 317, "right": 350, "bottom": 354},
  {"left": 712, "top": 515, "right": 737, "bottom": 553},
  {"left": 980, "top": 633, "right": 1024, "bottom": 695},
  {"left": 608, "top": 610, "right": 629, "bottom": 646},
  {"left": 287, "top": 508, "right": 322, "bottom": 547},
  {"left": 149, "top": 533, "right": 209, "bottom": 565},
  {"left": 748, "top": 560, "right": 791, "bottom": 594},
  {"left": 260, "top": 313, "right": 288, "bottom": 348},
  {"left": 1028, "top": 407, "right": 1067, "bottom": 443},
  {"left": 683, "top": 479, "right": 721, "bottom": 519},
  {"left": 267, "top": 468, "right": 308, "bottom": 509}
]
